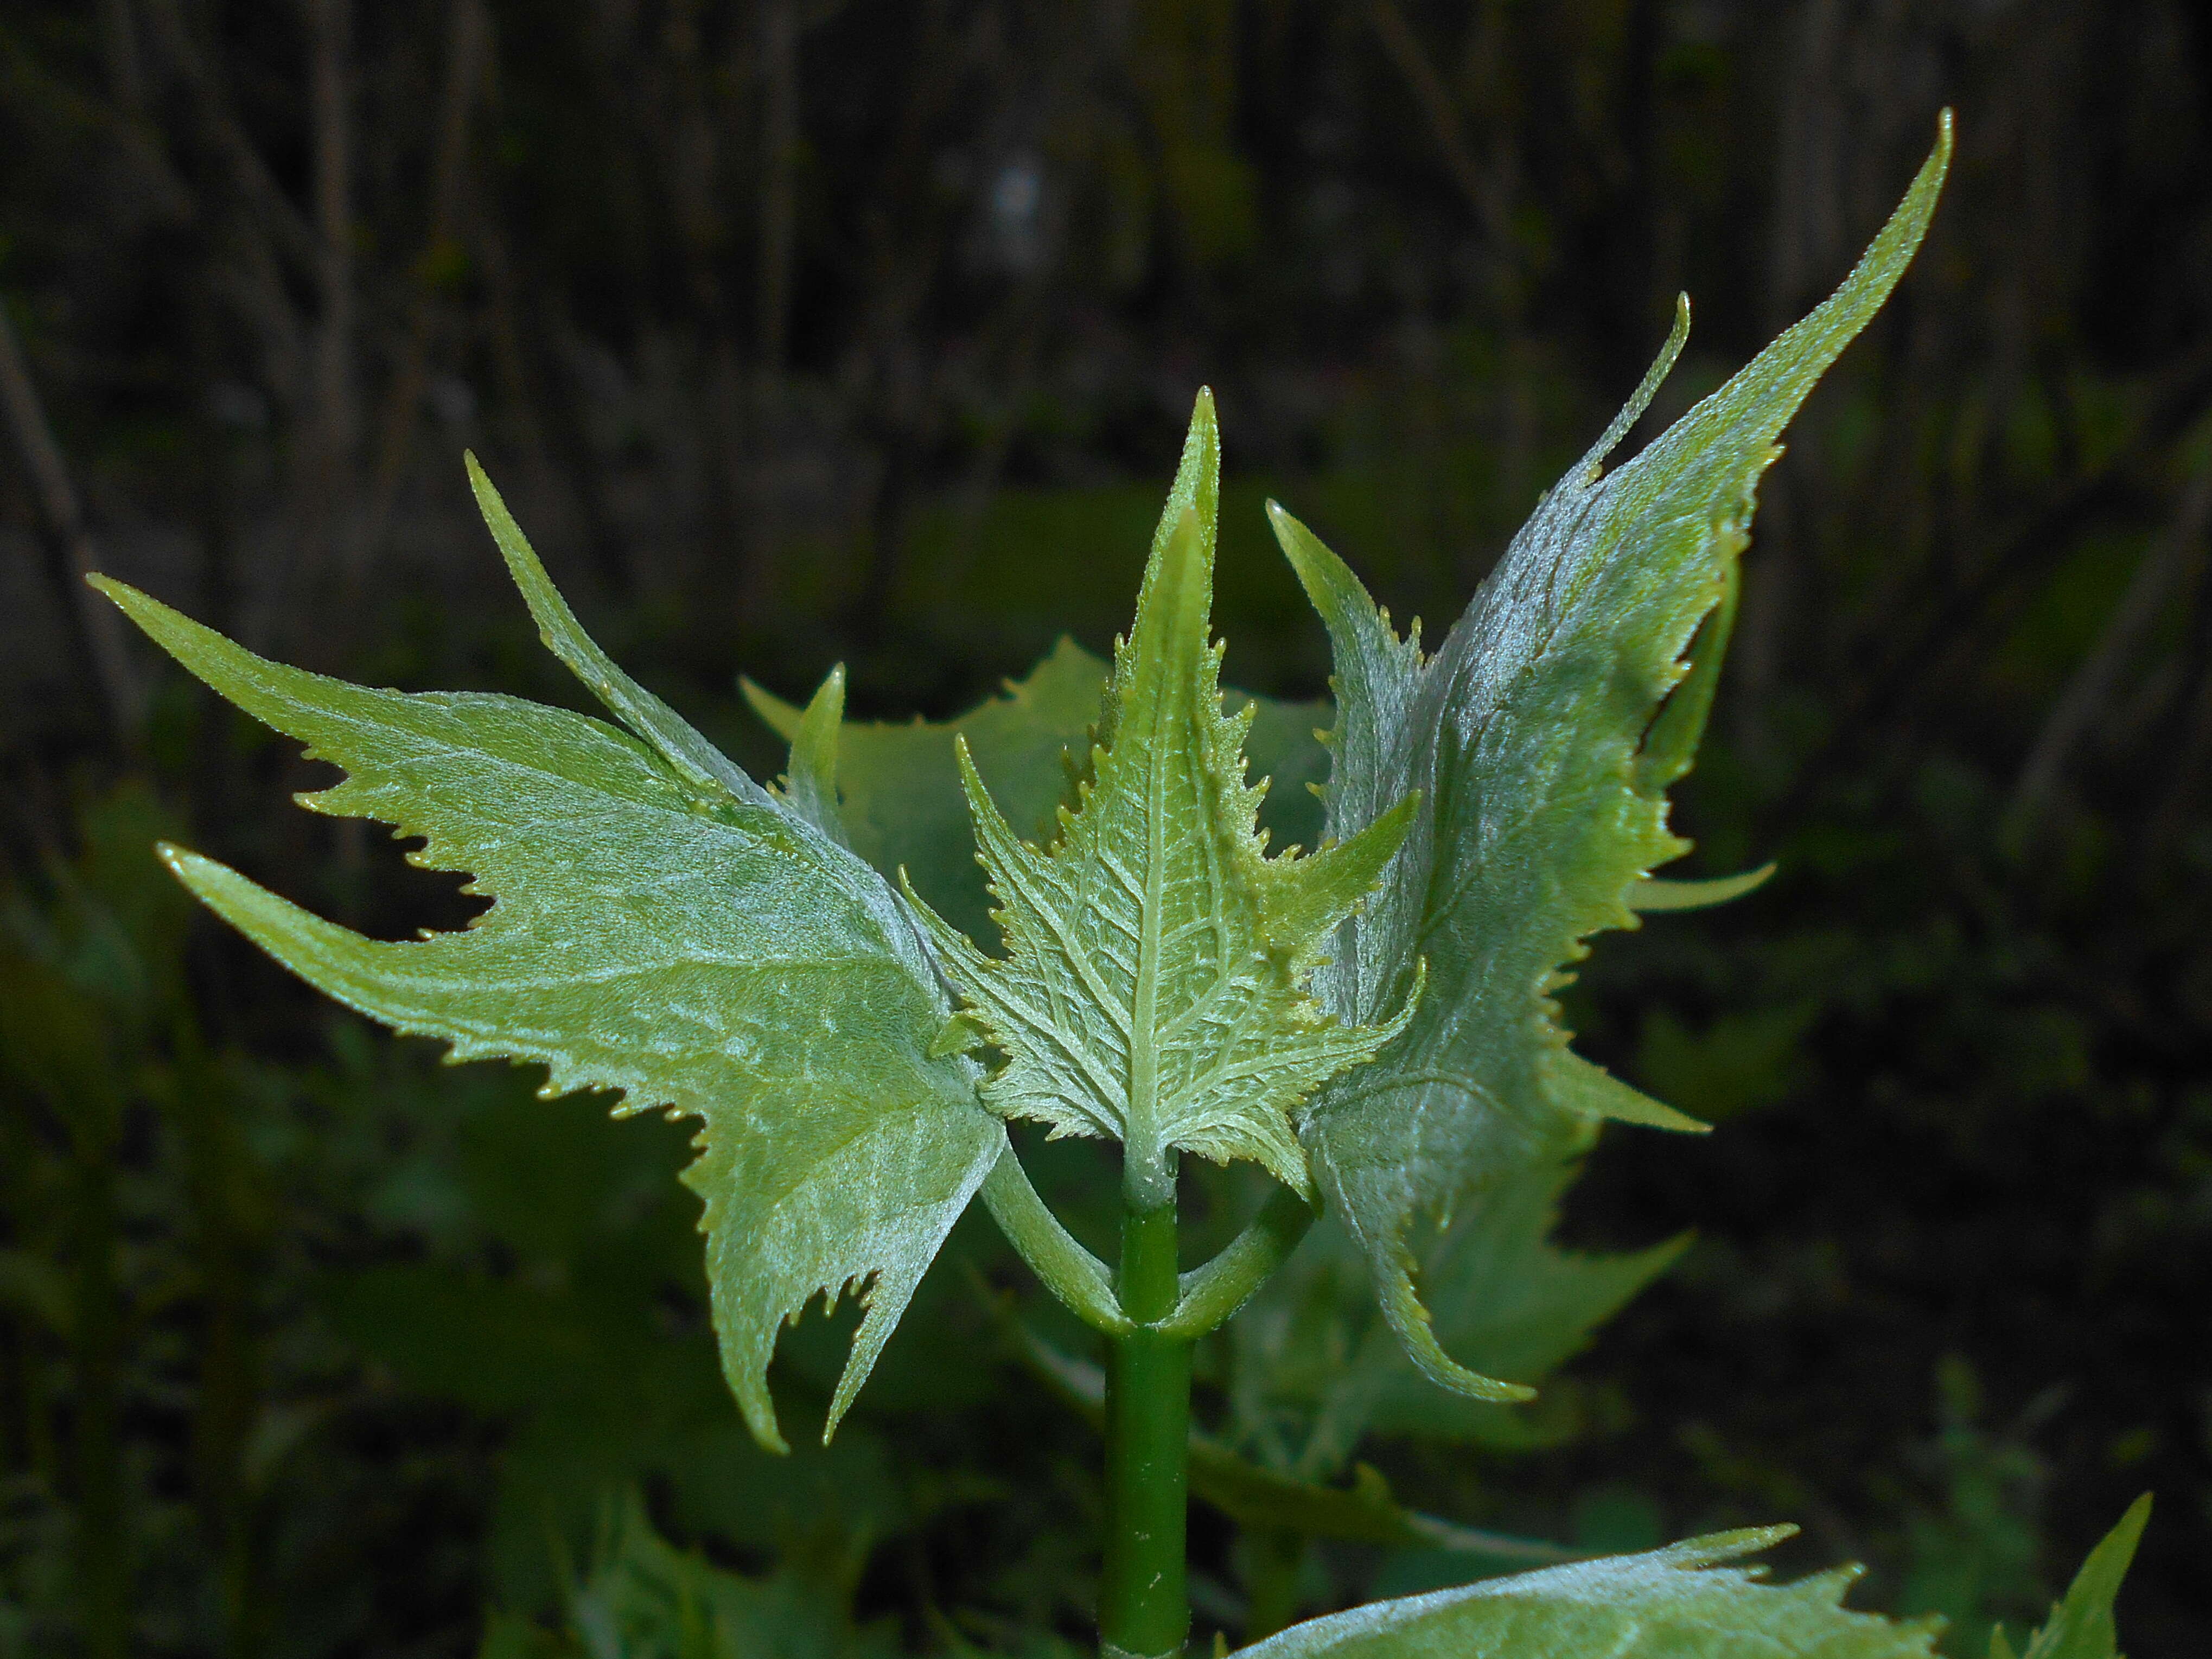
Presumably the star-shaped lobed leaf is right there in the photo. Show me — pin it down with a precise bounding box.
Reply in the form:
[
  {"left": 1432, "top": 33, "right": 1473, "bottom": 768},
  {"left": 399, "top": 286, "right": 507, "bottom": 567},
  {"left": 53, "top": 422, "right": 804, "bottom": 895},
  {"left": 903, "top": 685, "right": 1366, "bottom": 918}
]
[
  {"left": 1276, "top": 118, "right": 1952, "bottom": 1400},
  {"left": 904, "top": 392, "right": 1419, "bottom": 1207},
  {"left": 91, "top": 460, "right": 1005, "bottom": 1453}
]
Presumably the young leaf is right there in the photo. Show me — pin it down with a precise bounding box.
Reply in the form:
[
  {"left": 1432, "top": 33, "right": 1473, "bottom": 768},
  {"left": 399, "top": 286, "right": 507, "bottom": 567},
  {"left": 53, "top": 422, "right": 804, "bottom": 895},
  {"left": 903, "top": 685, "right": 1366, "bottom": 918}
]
[
  {"left": 1238, "top": 1528, "right": 1941, "bottom": 1658},
  {"left": 744, "top": 642, "right": 1329, "bottom": 946},
  {"left": 1275, "top": 116, "right": 1952, "bottom": 1400},
  {"left": 1988, "top": 1495, "right": 2151, "bottom": 1659},
  {"left": 904, "top": 392, "right": 1418, "bottom": 1207},
  {"left": 90, "top": 483, "right": 1006, "bottom": 1455}
]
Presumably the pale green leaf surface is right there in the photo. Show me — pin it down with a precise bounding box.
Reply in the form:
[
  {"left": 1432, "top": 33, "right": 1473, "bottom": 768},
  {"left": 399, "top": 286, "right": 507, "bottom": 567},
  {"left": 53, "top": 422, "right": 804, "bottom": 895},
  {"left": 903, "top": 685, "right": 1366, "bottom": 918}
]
[
  {"left": 744, "top": 646, "right": 1329, "bottom": 946},
  {"left": 1277, "top": 117, "right": 1951, "bottom": 1400},
  {"left": 91, "top": 558, "right": 1004, "bottom": 1455},
  {"left": 903, "top": 392, "right": 1417, "bottom": 1203},
  {"left": 1239, "top": 1529, "right": 1941, "bottom": 1659},
  {"left": 1994, "top": 1495, "right": 2149, "bottom": 1659}
]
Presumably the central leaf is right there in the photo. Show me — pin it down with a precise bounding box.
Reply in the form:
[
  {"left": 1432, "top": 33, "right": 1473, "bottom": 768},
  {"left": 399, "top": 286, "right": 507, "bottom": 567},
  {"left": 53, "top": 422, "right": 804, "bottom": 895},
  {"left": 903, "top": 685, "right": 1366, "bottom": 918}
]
[{"left": 907, "top": 392, "right": 1418, "bottom": 1208}]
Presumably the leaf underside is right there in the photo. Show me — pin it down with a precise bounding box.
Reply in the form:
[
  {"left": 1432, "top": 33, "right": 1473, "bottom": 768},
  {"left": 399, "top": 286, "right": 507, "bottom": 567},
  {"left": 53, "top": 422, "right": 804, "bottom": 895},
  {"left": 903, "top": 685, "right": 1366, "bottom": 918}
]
[
  {"left": 905, "top": 392, "right": 1419, "bottom": 1203},
  {"left": 1239, "top": 1529, "right": 1942, "bottom": 1659},
  {"left": 92, "top": 464, "right": 1005, "bottom": 1453},
  {"left": 1279, "top": 118, "right": 1952, "bottom": 1399}
]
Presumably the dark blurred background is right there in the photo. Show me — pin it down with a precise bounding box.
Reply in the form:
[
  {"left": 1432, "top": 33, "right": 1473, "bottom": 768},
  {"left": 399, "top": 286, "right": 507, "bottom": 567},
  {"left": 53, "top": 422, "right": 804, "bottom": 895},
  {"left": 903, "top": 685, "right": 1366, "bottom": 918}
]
[{"left": 2, "top": 2, "right": 2209, "bottom": 1655}]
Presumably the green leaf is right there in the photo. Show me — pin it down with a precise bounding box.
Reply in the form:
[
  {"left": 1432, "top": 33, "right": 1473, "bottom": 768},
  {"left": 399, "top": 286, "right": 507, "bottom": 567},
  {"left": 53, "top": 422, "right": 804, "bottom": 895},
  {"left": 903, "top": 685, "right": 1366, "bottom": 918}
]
[
  {"left": 1240, "top": 1528, "right": 1942, "bottom": 1659},
  {"left": 90, "top": 473, "right": 1006, "bottom": 1454},
  {"left": 1274, "top": 116, "right": 1952, "bottom": 1400},
  {"left": 743, "top": 646, "right": 1331, "bottom": 948},
  {"left": 1993, "top": 1495, "right": 2151, "bottom": 1659},
  {"left": 467, "top": 455, "right": 775, "bottom": 813},
  {"left": 1231, "top": 1138, "right": 1684, "bottom": 1475},
  {"left": 742, "top": 639, "right": 1111, "bottom": 945},
  {"left": 560, "top": 1488, "right": 897, "bottom": 1659},
  {"left": 902, "top": 391, "right": 1419, "bottom": 1205},
  {"left": 1240, "top": 691, "right": 1334, "bottom": 854},
  {"left": 1361, "top": 1172, "right": 1681, "bottom": 1444}
]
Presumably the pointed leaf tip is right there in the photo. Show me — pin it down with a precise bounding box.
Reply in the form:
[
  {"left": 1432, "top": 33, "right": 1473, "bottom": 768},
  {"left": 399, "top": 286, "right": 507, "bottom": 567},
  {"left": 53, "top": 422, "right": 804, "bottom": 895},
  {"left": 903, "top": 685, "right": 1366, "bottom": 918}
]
[
  {"left": 1578, "top": 290, "right": 1694, "bottom": 479},
  {"left": 465, "top": 455, "right": 774, "bottom": 811},
  {"left": 1268, "top": 792, "right": 1420, "bottom": 952},
  {"left": 1631, "top": 863, "right": 1776, "bottom": 913},
  {"left": 2004, "top": 1493, "right": 2149, "bottom": 1659},
  {"left": 783, "top": 665, "right": 849, "bottom": 840},
  {"left": 1359, "top": 1214, "right": 1538, "bottom": 1406},
  {"left": 1550, "top": 1050, "right": 1710, "bottom": 1134},
  {"left": 1144, "top": 387, "right": 1222, "bottom": 581}
]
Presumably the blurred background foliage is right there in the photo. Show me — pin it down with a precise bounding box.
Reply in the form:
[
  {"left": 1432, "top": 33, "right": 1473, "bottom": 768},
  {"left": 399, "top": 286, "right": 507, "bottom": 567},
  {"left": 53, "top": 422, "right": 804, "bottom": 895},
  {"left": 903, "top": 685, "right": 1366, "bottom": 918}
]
[{"left": 1, "top": 0, "right": 2208, "bottom": 1654}]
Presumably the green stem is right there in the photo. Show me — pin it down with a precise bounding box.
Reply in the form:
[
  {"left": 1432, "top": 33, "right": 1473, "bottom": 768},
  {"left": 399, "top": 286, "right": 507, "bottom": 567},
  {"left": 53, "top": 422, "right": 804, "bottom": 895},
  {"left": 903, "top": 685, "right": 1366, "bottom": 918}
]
[{"left": 1099, "top": 1199, "right": 1190, "bottom": 1659}]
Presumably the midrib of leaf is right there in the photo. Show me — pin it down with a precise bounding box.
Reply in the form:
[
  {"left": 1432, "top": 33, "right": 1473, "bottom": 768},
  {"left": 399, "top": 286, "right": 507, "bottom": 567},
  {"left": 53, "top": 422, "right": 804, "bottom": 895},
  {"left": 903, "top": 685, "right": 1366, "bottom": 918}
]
[
  {"left": 1126, "top": 509, "right": 1202, "bottom": 1207},
  {"left": 1127, "top": 735, "right": 1169, "bottom": 1202}
]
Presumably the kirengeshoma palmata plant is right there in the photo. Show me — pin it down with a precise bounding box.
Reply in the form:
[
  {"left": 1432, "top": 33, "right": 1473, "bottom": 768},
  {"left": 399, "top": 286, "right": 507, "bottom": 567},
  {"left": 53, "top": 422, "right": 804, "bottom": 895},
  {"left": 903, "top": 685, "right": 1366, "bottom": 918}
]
[{"left": 85, "top": 110, "right": 2151, "bottom": 1658}]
